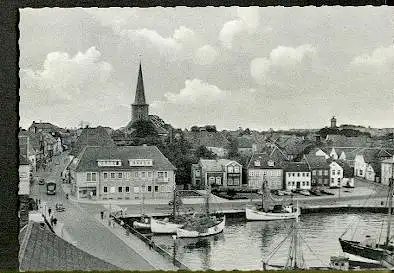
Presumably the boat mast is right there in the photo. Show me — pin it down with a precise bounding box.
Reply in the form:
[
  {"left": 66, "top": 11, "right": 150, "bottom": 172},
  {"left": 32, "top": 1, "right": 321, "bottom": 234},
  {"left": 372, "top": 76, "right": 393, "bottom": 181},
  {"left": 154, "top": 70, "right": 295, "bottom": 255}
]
[
  {"left": 173, "top": 185, "right": 177, "bottom": 218},
  {"left": 386, "top": 172, "right": 394, "bottom": 246},
  {"left": 261, "top": 176, "right": 266, "bottom": 211},
  {"left": 205, "top": 183, "right": 210, "bottom": 215}
]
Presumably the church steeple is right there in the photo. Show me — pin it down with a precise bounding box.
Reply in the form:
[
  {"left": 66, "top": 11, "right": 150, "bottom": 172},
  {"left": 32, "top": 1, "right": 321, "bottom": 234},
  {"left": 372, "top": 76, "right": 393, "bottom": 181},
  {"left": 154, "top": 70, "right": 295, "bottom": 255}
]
[
  {"left": 131, "top": 62, "right": 149, "bottom": 122},
  {"left": 134, "top": 62, "right": 146, "bottom": 105}
]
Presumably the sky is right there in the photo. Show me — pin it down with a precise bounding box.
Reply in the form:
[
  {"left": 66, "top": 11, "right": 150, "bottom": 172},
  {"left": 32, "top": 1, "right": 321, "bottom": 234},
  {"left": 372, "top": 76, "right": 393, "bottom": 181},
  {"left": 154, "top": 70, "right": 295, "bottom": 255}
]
[{"left": 19, "top": 7, "right": 394, "bottom": 131}]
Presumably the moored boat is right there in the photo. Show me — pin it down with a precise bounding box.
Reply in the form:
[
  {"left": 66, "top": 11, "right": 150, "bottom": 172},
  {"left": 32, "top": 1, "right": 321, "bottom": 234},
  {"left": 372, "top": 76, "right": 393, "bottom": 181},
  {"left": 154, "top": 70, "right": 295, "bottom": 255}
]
[
  {"left": 246, "top": 177, "right": 300, "bottom": 221},
  {"left": 150, "top": 217, "right": 185, "bottom": 234},
  {"left": 176, "top": 214, "right": 226, "bottom": 238}
]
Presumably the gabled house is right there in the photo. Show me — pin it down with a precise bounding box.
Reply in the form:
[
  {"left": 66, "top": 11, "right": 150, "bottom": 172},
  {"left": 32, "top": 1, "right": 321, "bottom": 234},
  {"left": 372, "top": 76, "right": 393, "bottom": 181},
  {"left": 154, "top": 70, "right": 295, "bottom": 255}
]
[
  {"left": 237, "top": 136, "right": 257, "bottom": 156},
  {"left": 303, "top": 154, "right": 330, "bottom": 186},
  {"left": 306, "top": 147, "right": 329, "bottom": 159},
  {"left": 328, "top": 160, "right": 344, "bottom": 188},
  {"left": 28, "top": 121, "right": 65, "bottom": 135},
  {"left": 70, "top": 126, "right": 116, "bottom": 157},
  {"left": 354, "top": 149, "right": 383, "bottom": 182},
  {"left": 336, "top": 160, "right": 355, "bottom": 187},
  {"left": 247, "top": 152, "right": 286, "bottom": 190},
  {"left": 381, "top": 156, "right": 394, "bottom": 186},
  {"left": 330, "top": 148, "right": 338, "bottom": 159},
  {"left": 283, "top": 162, "right": 311, "bottom": 191},
  {"left": 191, "top": 159, "right": 242, "bottom": 189}
]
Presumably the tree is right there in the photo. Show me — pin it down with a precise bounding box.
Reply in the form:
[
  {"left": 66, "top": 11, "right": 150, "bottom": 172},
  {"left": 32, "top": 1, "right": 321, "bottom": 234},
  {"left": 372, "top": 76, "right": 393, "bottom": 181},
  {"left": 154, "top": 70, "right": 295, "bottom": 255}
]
[
  {"left": 131, "top": 120, "right": 158, "bottom": 138},
  {"left": 227, "top": 137, "right": 239, "bottom": 158},
  {"left": 195, "top": 145, "right": 217, "bottom": 159}
]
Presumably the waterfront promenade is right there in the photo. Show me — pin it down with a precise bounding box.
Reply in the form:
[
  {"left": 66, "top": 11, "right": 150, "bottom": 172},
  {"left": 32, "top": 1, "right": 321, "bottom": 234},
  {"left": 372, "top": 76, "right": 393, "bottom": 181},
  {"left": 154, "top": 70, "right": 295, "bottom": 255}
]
[{"left": 29, "top": 153, "right": 175, "bottom": 271}]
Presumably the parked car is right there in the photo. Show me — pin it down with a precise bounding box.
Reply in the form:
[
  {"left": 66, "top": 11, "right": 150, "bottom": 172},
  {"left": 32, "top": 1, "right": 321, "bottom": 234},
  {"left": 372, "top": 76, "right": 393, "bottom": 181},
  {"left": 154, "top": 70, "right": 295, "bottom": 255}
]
[
  {"left": 283, "top": 190, "right": 293, "bottom": 196},
  {"left": 299, "top": 190, "right": 311, "bottom": 196},
  {"left": 310, "top": 189, "right": 322, "bottom": 196},
  {"left": 55, "top": 203, "right": 65, "bottom": 212},
  {"left": 321, "top": 189, "right": 335, "bottom": 195},
  {"left": 38, "top": 178, "right": 45, "bottom": 185}
]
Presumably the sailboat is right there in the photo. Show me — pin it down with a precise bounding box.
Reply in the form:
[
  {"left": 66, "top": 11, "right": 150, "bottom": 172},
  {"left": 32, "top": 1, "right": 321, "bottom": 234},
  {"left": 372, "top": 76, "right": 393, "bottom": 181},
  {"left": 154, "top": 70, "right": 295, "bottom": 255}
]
[
  {"left": 262, "top": 206, "right": 335, "bottom": 270},
  {"left": 132, "top": 193, "right": 151, "bottom": 230},
  {"left": 245, "top": 177, "right": 300, "bottom": 221},
  {"left": 176, "top": 184, "right": 226, "bottom": 238},
  {"left": 338, "top": 177, "right": 394, "bottom": 266},
  {"left": 150, "top": 187, "right": 190, "bottom": 234}
]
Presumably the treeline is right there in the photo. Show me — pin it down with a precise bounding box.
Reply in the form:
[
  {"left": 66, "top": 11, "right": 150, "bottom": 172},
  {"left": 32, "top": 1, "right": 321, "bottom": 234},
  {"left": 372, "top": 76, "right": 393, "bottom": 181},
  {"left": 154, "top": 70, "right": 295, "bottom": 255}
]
[{"left": 318, "top": 127, "right": 371, "bottom": 139}]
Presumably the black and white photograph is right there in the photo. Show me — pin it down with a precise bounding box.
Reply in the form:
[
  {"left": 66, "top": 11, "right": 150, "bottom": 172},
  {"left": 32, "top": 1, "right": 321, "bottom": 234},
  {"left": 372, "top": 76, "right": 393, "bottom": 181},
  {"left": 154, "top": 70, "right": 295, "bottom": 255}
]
[{"left": 17, "top": 6, "right": 394, "bottom": 271}]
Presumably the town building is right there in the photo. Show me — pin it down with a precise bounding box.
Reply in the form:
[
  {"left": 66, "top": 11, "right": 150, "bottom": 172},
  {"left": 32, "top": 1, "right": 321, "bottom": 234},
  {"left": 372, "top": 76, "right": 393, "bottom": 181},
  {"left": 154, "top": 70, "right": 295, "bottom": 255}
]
[
  {"left": 303, "top": 154, "right": 330, "bottom": 186},
  {"left": 237, "top": 136, "right": 257, "bottom": 156},
  {"left": 336, "top": 160, "right": 355, "bottom": 187},
  {"left": 69, "top": 145, "right": 176, "bottom": 200},
  {"left": 381, "top": 156, "right": 394, "bottom": 186},
  {"left": 19, "top": 130, "right": 38, "bottom": 172},
  {"left": 328, "top": 161, "right": 343, "bottom": 188},
  {"left": 184, "top": 130, "right": 230, "bottom": 157},
  {"left": 283, "top": 162, "right": 311, "bottom": 191},
  {"left": 28, "top": 121, "right": 65, "bottom": 135},
  {"left": 19, "top": 154, "right": 31, "bottom": 228},
  {"left": 191, "top": 159, "right": 242, "bottom": 189},
  {"left": 247, "top": 151, "right": 286, "bottom": 190}
]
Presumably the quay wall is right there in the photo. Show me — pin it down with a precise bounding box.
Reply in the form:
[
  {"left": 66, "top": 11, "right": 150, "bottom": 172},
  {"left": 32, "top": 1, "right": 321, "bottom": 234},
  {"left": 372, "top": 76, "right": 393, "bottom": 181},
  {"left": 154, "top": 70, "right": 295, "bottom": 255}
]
[{"left": 112, "top": 217, "right": 190, "bottom": 270}]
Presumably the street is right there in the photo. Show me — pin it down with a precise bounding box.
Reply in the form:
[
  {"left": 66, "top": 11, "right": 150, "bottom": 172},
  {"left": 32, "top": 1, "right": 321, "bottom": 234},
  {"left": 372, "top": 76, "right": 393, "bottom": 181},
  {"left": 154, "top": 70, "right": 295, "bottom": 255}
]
[{"left": 29, "top": 152, "right": 161, "bottom": 270}]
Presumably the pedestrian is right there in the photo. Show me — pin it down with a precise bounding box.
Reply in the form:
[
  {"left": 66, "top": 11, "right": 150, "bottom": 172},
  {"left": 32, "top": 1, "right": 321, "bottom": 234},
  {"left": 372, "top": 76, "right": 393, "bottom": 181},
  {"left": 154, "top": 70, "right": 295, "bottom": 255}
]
[
  {"left": 53, "top": 218, "right": 57, "bottom": 225},
  {"left": 48, "top": 208, "right": 52, "bottom": 216},
  {"left": 50, "top": 215, "right": 54, "bottom": 226},
  {"left": 100, "top": 211, "right": 104, "bottom": 220}
]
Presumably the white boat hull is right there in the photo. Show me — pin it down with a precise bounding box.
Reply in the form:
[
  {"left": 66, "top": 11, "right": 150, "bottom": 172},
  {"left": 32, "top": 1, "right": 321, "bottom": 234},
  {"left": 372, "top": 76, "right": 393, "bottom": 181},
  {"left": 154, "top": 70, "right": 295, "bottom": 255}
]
[
  {"left": 245, "top": 207, "right": 300, "bottom": 221},
  {"left": 132, "top": 221, "right": 150, "bottom": 229},
  {"left": 150, "top": 217, "right": 184, "bottom": 234},
  {"left": 176, "top": 216, "right": 226, "bottom": 238}
]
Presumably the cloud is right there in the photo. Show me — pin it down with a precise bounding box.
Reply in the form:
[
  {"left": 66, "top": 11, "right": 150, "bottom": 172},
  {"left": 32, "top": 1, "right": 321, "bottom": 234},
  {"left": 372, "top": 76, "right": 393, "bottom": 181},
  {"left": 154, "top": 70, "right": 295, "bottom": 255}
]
[
  {"left": 195, "top": 45, "right": 218, "bottom": 65},
  {"left": 219, "top": 7, "right": 261, "bottom": 49},
  {"left": 251, "top": 44, "right": 317, "bottom": 85},
  {"left": 351, "top": 45, "right": 394, "bottom": 66},
  {"left": 85, "top": 8, "right": 138, "bottom": 33},
  {"left": 158, "top": 79, "right": 225, "bottom": 105}
]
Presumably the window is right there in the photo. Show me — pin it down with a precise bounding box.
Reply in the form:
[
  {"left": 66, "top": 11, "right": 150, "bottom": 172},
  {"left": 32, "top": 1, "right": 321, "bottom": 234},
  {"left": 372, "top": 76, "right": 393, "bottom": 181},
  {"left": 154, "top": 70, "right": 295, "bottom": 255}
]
[
  {"left": 195, "top": 170, "right": 201, "bottom": 177},
  {"left": 331, "top": 178, "right": 334, "bottom": 184},
  {"left": 234, "top": 166, "right": 240, "bottom": 173},
  {"left": 288, "top": 182, "right": 291, "bottom": 186},
  {"left": 111, "top": 173, "right": 115, "bottom": 179},
  {"left": 292, "top": 173, "right": 295, "bottom": 177},
  {"left": 297, "top": 173, "right": 300, "bottom": 177},
  {"left": 148, "top": 172, "right": 152, "bottom": 178},
  {"left": 324, "top": 170, "right": 328, "bottom": 175},
  {"left": 306, "top": 173, "right": 309, "bottom": 177},
  {"left": 216, "top": 177, "right": 221, "bottom": 184},
  {"left": 141, "top": 185, "right": 146, "bottom": 192},
  {"left": 312, "top": 170, "right": 316, "bottom": 175},
  {"left": 302, "top": 173, "right": 305, "bottom": 177},
  {"left": 209, "top": 177, "right": 215, "bottom": 184},
  {"left": 118, "top": 187, "right": 123, "bottom": 193},
  {"left": 103, "top": 186, "right": 108, "bottom": 193},
  {"left": 359, "top": 170, "right": 363, "bottom": 176},
  {"left": 164, "top": 172, "right": 168, "bottom": 178},
  {"left": 125, "top": 186, "right": 130, "bottom": 192},
  {"left": 292, "top": 181, "right": 295, "bottom": 186},
  {"left": 104, "top": 172, "right": 108, "bottom": 179},
  {"left": 148, "top": 186, "right": 152, "bottom": 192},
  {"left": 134, "top": 187, "right": 139, "bottom": 193},
  {"left": 337, "top": 170, "right": 340, "bottom": 175},
  {"left": 306, "top": 181, "right": 309, "bottom": 186},
  {"left": 302, "top": 181, "right": 305, "bottom": 186},
  {"left": 141, "top": 172, "right": 146, "bottom": 178},
  {"left": 318, "top": 170, "right": 323, "bottom": 176},
  {"left": 337, "top": 178, "right": 341, "bottom": 183},
  {"left": 154, "top": 186, "right": 158, "bottom": 192},
  {"left": 92, "top": 173, "right": 96, "bottom": 181},
  {"left": 228, "top": 166, "right": 234, "bottom": 173},
  {"left": 288, "top": 173, "right": 291, "bottom": 177},
  {"left": 332, "top": 170, "right": 335, "bottom": 175},
  {"left": 233, "top": 178, "right": 240, "bottom": 185},
  {"left": 110, "top": 187, "right": 115, "bottom": 193},
  {"left": 87, "top": 173, "right": 91, "bottom": 181},
  {"left": 118, "top": 172, "right": 122, "bottom": 179},
  {"left": 158, "top": 172, "right": 164, "bottom": 178}
]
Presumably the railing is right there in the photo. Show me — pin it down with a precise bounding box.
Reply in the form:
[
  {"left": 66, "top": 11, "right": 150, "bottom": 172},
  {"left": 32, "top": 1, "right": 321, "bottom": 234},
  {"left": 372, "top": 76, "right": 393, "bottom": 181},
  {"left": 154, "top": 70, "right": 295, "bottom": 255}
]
[{"left": 112, "top": 217, "right": 189, "bottom": 270}]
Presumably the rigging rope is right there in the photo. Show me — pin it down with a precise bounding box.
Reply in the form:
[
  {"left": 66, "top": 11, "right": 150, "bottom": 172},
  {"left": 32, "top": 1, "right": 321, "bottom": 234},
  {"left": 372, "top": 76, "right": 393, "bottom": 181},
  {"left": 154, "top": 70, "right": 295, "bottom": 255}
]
[
  {"left": 299, "top": 233, "right": 330, "bottom": 268},
  {"left": 264, "top": 226, "right": 294, "bottom": 264}
]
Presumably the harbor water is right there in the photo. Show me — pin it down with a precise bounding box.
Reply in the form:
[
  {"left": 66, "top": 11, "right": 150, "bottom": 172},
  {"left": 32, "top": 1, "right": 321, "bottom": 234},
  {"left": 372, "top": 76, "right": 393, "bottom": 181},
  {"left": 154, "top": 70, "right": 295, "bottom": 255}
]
[{"left": 150, "top": 212, "right": 391, "bottom": 270}]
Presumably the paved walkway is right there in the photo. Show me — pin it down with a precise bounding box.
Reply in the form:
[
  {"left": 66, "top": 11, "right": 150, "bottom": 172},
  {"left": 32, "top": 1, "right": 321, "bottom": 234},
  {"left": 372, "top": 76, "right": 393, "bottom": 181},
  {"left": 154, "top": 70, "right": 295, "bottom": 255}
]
[{"left": 94, "top": 213, "right": 177, "bottom": 271}]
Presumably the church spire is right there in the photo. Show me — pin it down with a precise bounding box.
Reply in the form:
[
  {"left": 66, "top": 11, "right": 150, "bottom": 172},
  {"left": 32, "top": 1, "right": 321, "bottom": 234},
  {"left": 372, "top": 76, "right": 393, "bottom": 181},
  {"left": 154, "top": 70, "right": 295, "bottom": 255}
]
[{"left": 134, "top": 62, "right": 146, "bottom": 105}]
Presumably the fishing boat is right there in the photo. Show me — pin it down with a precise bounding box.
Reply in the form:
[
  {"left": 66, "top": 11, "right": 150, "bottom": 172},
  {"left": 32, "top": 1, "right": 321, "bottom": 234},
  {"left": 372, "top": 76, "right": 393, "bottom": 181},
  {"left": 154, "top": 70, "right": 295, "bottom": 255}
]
[
  {"left": 338, "top": 176, "right": 394, "bottom": 266},
  {"left": 132, "top": 193, "right": 151, "bottom": 230},
  {"left": 150, "top": 188, "right": 190, "bottom": 234},
  {"left": 245, "top": 177, "right": 300, "bottom": 221},
  {"left": 176, "top": 185, "right": 225, "bottom": 238}
]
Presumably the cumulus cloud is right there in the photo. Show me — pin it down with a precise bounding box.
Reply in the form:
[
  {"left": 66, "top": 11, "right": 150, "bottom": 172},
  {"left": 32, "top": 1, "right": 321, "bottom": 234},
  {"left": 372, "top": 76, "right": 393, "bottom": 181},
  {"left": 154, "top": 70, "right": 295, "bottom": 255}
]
[
  {"left": 195, "top": 45, "right": 218, "bottom": 65},
  {"left": 351, "top": 45, "right": 394, "bottom": 66},
  {"left": 251, "top": 44, "right": 317, "bottom": 85},
  {"left": 152, "top": 79, "right": 225, "bottom": 108},
  {"left": 86, "top": 8, "right": 138, "bottom": 33},
  {"left": 219, "top": 7, "right": 263, "bottom": 49}
]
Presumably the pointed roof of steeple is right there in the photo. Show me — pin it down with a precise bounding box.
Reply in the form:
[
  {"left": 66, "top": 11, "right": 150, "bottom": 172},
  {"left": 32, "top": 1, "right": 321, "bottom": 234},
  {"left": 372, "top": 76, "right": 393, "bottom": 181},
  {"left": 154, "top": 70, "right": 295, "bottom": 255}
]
[{"left": 133, "top": 62, "right": 147, "bottom": 105}]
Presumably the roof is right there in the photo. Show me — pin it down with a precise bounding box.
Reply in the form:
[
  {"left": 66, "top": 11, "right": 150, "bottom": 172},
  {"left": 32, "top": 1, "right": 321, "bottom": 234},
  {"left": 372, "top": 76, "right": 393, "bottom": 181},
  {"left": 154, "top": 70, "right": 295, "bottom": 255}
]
[
  {"left": 247, "top": 152, "right": 285, "bottom": 170},
  {"left": 184, "top": 131, "right": 230, "bottom": 149},
  {"left": 19, "top": 221, "right": 119, "bottom": 271},
  {"left": 325, "top": 135, "right": 370, "bottom": 147},
  {"left": 237, "top": 136, "right": 254, "bottom": 148},
  {"left": 283, "top": 162, "right": 310, "bottom": 172},
  {"left": 199, "top": 159, "right": 240, "bottom": 172},
  {"left": 382, "top": 157, "right": 394, "bottom": 164},
  {"left": 28, "top": 122, "right": 65, "bottom": 133},
  {"left": 334, "top": 160, "right": 354, "bottom": 178},
  {"left": 19, "top": 130, "right": 40, "bottom": 150},
  {"left": 74, "top": 145, "right": 176, "bottom": 172},
  {"left": 303, "top": 154, "right": 330, "bottom": 169},
  {"left": 70, "top": 127, "right": 116, "bottom": 156},
  {"left": 133, "top": 62, "right": 147, "bottom": 105}
]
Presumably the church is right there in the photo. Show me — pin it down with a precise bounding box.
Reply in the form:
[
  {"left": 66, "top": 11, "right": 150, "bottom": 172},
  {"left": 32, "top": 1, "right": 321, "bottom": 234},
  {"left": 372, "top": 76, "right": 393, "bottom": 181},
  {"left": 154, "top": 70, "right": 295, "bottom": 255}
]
[{"left": 112, "top": 63, "right": 171, "bottom": 145}]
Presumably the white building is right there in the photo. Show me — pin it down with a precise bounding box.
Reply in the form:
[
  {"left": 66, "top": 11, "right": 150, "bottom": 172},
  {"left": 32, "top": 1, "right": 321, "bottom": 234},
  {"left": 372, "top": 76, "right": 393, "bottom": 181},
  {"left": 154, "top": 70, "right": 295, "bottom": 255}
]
[
  {"left": 381, "top": 156, "right": 394, "bottom": 186},
  {"left": 284, "top": 162, "right": 311, "bottom": 191},
  {"left": 329, "top": 161, "right": 343, "bottom": 188},
  {"left": 19, "top": 155, "right": 31, "bottom": 196},
  {"left": 330, "top": 148, "right": 338, "bottom": 160}
]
